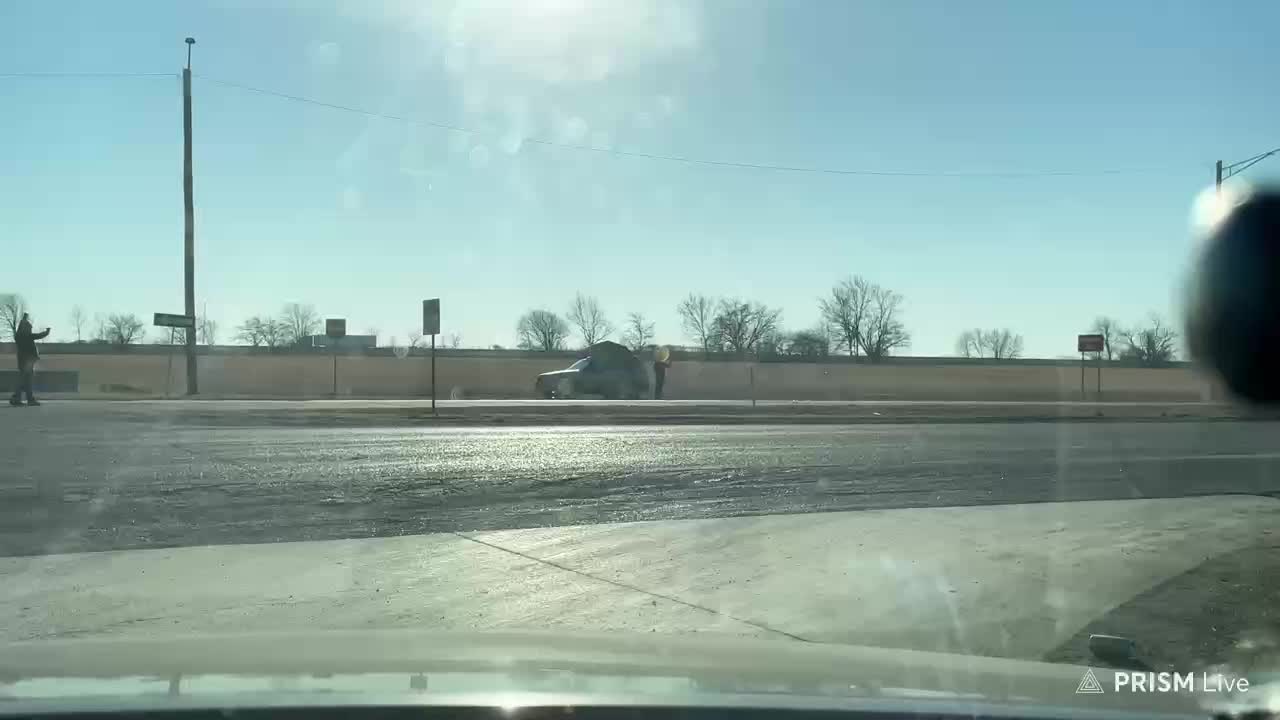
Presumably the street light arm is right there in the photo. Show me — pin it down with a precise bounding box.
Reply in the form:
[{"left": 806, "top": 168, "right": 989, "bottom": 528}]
[{"left": 1223, "top": 147, "right": 1280, "bottom": 179}]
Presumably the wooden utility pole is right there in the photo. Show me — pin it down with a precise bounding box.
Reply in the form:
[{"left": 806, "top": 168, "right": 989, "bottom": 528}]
[{"left": 183, "top": 37, "right": 199, "bottom": 394}]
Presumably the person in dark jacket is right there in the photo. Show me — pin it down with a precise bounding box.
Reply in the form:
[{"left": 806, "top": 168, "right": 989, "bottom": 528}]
[
  {"left": 10, "top": 313, "right": 51, "bottom": 407},
  {"left": 652, "top": 347, "right": 672, "bottom": 400}
]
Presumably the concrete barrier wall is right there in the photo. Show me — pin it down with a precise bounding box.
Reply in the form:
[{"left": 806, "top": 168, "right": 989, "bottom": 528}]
[{"left": 27, "top": 351, "right": 1222, "bottom": 401}]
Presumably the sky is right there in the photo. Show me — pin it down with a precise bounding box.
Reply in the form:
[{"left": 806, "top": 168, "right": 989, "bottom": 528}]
[{"left": 3, "top": 0, "right": 1279, "bottom": 357}]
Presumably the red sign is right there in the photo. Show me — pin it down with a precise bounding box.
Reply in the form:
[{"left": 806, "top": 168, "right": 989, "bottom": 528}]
[{"left": 1077, "top": 334, "right": 1104, "bottom": 353}]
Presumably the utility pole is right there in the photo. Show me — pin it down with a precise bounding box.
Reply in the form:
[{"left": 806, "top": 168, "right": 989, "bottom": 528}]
[
  {"left": 183, "top": 37, "right": 199, "bottom": 395},
  {"left": 1215, "top": 160, "right": 1223, "bottom": 196}
]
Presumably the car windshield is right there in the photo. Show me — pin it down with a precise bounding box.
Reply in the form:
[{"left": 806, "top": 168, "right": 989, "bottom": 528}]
[{"left": 3, "top": 0, "right": 1280, "bottom": 713}]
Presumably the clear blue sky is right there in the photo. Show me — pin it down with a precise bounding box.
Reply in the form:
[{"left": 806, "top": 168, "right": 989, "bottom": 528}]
[{"left": 4, "top": 0, "right": 1278, "bottom": 356}]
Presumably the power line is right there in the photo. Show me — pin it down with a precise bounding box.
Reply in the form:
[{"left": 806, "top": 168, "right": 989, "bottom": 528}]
[
  {"left": 194, "top": 74, "right": 472, "bottom": 134},
  {"left": 193, "top": 73, "right": 1191, "bottom": 180},
  {"left": 0, "top": 71, "right": 176, "bottom": 78}
]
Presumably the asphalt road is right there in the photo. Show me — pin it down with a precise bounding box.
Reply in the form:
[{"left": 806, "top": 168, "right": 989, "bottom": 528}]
[{"left": 3, "top": 411, "right": 1280, "bottom": 557}]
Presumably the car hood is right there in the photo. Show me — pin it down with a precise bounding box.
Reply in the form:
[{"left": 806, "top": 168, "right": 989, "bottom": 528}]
[{"left": 0, "top": 630, "right": 1234, "bottom": 715}]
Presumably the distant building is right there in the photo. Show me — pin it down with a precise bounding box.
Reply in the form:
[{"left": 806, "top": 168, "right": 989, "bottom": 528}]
[{"left": 305, "top": 334, "right": 377, "bottom": 350}]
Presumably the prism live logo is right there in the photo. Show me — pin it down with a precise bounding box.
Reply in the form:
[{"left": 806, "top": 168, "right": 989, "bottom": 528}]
[
  {"left": 1076, "top": 668, "right": 1250, "bottom": 695},
  {"left": 1076, "top": 669, "right": 1104, "bottom": 694}
]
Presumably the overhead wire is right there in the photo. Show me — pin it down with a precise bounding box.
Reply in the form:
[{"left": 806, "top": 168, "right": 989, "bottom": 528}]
[
  {"left": 0, "top": 71, "right": 177, "bottom": 78},
  {"left": 6, "top": 70, "right": 1271, "bottom": 180},
  {"left": 192, "top": 73, "right": 1192, "bottom": 180}
]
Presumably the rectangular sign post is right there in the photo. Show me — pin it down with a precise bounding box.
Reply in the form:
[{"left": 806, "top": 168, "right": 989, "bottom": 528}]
[
  {"left": 326, "top": 318, "right": 346, "bottom": 398},
  {"left": 423, "top": 299, "right": 440, "bottom": 414},
  {"left": 154, "top": 313, "right": 195, "bottom": 397},
  {"left": 1077, "top": 334, "right": 1105, "bottom": 400}
]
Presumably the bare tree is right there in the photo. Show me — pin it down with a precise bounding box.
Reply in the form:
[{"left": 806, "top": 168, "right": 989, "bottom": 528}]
[
  {"left": 198, "top": 316, "right": 219, "bottom": 345},
  {"left": 820, "top": 277, "right": 872, "bottom": 356},
  {"left": 236, "top": 318, "right": 265, "bottom": 347},
  {"left": 516, "top": 309, "right": 570, "bottom": 351},
  {"left": 69, "top": 305, "right": 87, "bottom": 343},
  {"left": 1091, "top": 316, "right": 1121, "bottom": 361},
  {"left": 621, "top": 312, "right": 655, "bottom": 352},
  {"left": 981, "top": 328, "right": 1024, "bottom": 360},
  {"left": 236, "top": 316, "right": 287, "bottom": 348},
  {"left": 955, "top": 329, "right": 983, "bottom": 358},
  {"left": 567, "top": 293, "right": 612, "bottom": 347},
  {"left": 279, "top": 302, "right": 320, "bottom": 346},
  {"left": 786, "top": 329, "right": 830, "bottom": 358},
  {"left": 676, "top": 293, "right": 718, "bottom": 355},
  {"left": 859, "top": 285, "right": 910, "bottom": 360},
  {"left": 407, "top": 330, "right": 424, "bottom": 349},
  {"left": 1121, "top": 314, "right": 1177, "bottom": 366},
  {"left": 447, "top": 332, "right": 462, "bottom": 349},
  {"left": 0, "top": 293, "right": 26, "bottom": 341},
  {"left": 713, "top": 299, "right": 781, "bottom": 356},
  {"left": 152, "top": 327, "right": 182, "bottom": 345},
  {"left": 958, "top": 328, "right": 1023, "bottom": 359},
  {"left": 103, "top": 313, "right": 145, "bottom": 345},
  {"left": 818, "top": 277, "right": 909, "bottom": 361},
  {"left": 92, "top": 313, "right": 108, "bottom": 343}
]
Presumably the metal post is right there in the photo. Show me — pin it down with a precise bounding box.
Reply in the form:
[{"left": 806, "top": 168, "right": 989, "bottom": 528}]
[
  {"left": 1080, "top": 353, "right": 1085, "bottom": 400},
  {"left": 166, "top": 329, "right": 176, "bottom": 398},
  {"left": 1096, "top": 352, "right": 1102, "bottom": 398},
  {"left": 431, "top": 334, "right": 437, "bottom": 414},
  {"left": 182, "top": 38, "right": 198, "bottom": 395},
  {"left": 332, "top": 347, "right": 338, "bottom": 397},
  {"left": 1215, "top": 160, "right": 1223, "bottom": 196}
]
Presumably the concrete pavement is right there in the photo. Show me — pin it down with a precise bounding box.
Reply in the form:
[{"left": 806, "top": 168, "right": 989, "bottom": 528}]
[
  {"left": 4, "top": 409, "right": 1279, "bottom": 669},
  {"left": 3, "top": 495, "right": 1276, "bottom": 667}
]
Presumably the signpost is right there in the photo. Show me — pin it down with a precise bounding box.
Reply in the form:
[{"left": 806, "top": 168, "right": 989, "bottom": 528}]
[
  {"left": 423, "top": 299, "right": 440, "bottom": 414},
  {"left": 326, "top": 318, "right": 346, "bottom": 397},
  {"left": 154, "top": 313, "right": 195, "bottom": 329},
  {"left": 1077, "top": 334, "right": 1104, "bottom": 399},
  {"left": 154, "top": 313, "right": 195, "bottom": 397}
]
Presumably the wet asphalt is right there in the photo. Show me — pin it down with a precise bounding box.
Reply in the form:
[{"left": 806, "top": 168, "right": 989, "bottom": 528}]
[{"left": 2, "top": 411, "right": 1279, "bottom": 557}]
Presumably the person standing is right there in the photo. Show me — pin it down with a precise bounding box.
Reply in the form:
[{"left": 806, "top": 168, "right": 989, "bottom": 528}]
[
  {"left": 652, "top": 346, "right": 672, "bottom": 400},
  {"left": 10, "top": 313, "right": 51, "bottom": 407}
]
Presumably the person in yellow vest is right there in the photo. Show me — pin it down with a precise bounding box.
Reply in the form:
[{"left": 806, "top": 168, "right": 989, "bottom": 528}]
[{"left": 652, "top": 346, "right": 672, "bottom": 400}]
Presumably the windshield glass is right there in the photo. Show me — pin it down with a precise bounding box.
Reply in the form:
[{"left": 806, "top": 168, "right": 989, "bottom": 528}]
[{"left": 3, "top": 0, "right": 1279, "bottom": 712}]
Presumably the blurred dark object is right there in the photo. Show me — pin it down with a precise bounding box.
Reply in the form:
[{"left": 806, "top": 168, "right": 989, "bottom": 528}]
[
  {"left": 1187, "top": 188, "right": 1280, "bottom": 404},
  {"left": 1087, "top": 634, "right": 1149, "bottom": 670}
]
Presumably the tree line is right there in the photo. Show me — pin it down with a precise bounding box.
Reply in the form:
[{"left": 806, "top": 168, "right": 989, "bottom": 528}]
[
  {"left": 952, "top": 314, "right": 1178, "bottom": 367},
  {"left": 513, "top": 276, "right": 912, "bottom": 360},
  {"left": 0, "top": 293, "right": 219, "bottom": 347},
  {"left": 0, "top": 288, "right": 1179, "bottom": 365}
]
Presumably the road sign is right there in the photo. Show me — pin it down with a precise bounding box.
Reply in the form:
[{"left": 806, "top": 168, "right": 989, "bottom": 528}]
[
  {"left": 326, "top": 318, "right": 347, "bottom": 339},
  {"left": 1077, "top": 334, "right": 1104, "bottom": 353},
  {"left": 422, "top": 298, "right": 440, "bottom": 336},
  {"left": 153, "top": 312, "right": 195, "bottom": 329}
]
